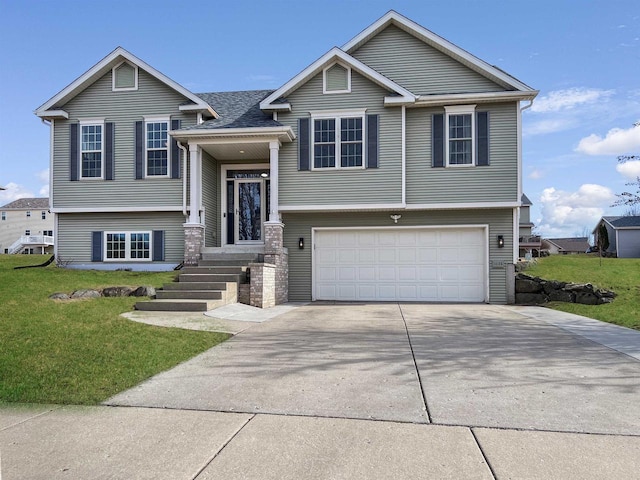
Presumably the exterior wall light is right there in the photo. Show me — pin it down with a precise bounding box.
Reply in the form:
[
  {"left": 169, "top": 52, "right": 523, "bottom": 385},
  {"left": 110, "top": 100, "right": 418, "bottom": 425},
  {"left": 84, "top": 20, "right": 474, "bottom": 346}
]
[
  {"left": 497, "top": 235, "right": 505, "bottom": 248},
  {"left": 390, "top": 214, "right": 402, "bottom": 223},
  {"left": 299, "top": 237, "right": 304, "bottom": 249}
]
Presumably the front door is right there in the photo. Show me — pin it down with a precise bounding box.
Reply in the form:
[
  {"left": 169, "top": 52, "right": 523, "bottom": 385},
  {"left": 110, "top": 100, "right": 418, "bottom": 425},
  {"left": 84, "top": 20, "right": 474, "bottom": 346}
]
[{"left": 235, "top": 179, "right": 264, "bottom": 243}]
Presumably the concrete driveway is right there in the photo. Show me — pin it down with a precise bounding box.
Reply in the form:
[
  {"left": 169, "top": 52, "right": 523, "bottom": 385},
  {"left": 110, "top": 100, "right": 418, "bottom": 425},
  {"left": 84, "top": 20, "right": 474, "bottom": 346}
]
[{"left": 107, "top": 303, "right": 640, "bottom": 436}]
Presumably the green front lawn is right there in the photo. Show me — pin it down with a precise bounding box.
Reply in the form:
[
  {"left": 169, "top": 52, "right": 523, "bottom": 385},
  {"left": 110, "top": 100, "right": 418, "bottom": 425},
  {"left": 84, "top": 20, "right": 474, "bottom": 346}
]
[
  {"left": 0, "top": 255, "right": 230, "bottom": 405},
  {"left": 525, "top": 255, "right": 640, "bottom": 330}
]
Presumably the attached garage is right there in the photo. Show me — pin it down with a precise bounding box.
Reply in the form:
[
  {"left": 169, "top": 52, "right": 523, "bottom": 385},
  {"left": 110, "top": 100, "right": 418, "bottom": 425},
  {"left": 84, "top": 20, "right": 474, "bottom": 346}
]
[{"left": 313, "top": 226, "right": 488, "bottom": 302}]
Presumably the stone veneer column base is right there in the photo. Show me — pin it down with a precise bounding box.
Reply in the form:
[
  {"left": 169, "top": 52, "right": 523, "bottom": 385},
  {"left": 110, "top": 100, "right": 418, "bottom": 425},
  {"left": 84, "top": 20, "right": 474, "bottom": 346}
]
[
  {"left": 183, "top": 223, "right": 205, "bottom": 266},
  {"left": 263, "top": 221, "right": 288, "bottom": 305}
]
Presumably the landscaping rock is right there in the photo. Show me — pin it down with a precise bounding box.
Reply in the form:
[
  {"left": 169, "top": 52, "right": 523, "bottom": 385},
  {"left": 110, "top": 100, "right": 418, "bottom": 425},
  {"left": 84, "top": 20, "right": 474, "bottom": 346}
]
[
  {"left": 515, "top": 293, "right": 548, "bottom": 305},
  {"left": 548, "top": 290, "right": 574, "bottom": 303},
  {"left": 575, "top": 292, "right": 600, "bottom": 305},
  {"left": 543, "top": 280, "right": 566, "bottom": 294},
  {"left": 71, "top": 289, "right": 101, "bottom": 299},
  {"left": 102, "top": 286, "right": 135, "bottom": 297},
  {"left": 130, "top": 285, "right": 156, "bottom": 297},
  {"left": 515, "top": 277, "right": 543, "bottom": 293},
  {"left": 49, "top": 292, "right": 70, "bottom": 300}
]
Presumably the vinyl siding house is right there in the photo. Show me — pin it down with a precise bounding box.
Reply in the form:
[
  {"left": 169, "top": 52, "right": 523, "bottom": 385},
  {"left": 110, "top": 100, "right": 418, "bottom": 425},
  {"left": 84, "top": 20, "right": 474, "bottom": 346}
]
[
  {"left": 593, "top": 216, "right": 640, "bottom": 258},
  {"left": 0, "top": 198, "right": 54, "bottom": 254},
  {"left": 35, "top": 11, "right": 537, "bottom": 306}
]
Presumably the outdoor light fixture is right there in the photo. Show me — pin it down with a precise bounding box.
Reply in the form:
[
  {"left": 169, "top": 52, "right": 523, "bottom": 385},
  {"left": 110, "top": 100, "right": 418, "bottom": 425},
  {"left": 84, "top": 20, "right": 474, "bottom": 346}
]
[
  {"left": 299, "top": 237, "right": 304, "bottom": 249},
  {"left": 260, "top": 172, "right": 269, "bottom": 178},
  {"left": 390, "top": 214, "right": 402, "bottom": 223},
  {"left": 497, "top": 235, "right": 505, "bottom": 248}
]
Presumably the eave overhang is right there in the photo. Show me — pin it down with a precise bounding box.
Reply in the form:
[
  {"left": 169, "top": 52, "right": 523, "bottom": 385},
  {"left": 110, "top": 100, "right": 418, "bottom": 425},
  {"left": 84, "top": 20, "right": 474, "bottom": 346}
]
[
  {"left": 36, "top": 109, "right": 69, "bottom": 120},
  {"left": 260, "top": 47, "right": 416, "bottom": 111},
  {"left": 413, "top": 90, "right": 538, "bottom": 108},
  {"left": 170, "top": 126, "right": 296, "bottom": 143},
  {"left": 34, "top": 47, "right": 218, "bottom": 119}
]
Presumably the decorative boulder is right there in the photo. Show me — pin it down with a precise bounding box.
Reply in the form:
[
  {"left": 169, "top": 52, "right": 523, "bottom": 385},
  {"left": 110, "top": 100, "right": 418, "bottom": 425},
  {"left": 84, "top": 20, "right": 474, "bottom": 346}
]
[
  {"left": 548, "top": 290, "right": 574, "bottom": 303},
  {"left": 102, "top": 286, "right": 135, "bottom": 297},
  {"left": 49, "top": 292, "right": 70, "bottom": 300},
  {"left": 70, "top": 289, "right": 101, "bottom": 299},
  {"left": 130, "top": 285, "right": 156, "bottom": 297},
  {"left": 575, "top": 292, "right": 600, "bottom": 305},
  {"left": 515, "top": 277, "right": 543, "bottom": 293},
  {"left": 515, "top": 293, "right": 548, "bottom": 304}
]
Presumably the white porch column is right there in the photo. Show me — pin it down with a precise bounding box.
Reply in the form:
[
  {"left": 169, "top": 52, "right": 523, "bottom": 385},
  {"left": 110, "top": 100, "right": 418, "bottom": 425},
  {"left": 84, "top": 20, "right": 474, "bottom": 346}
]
[
  {"left": 268, "top": 140, "right": 281, "bottom": 222},
  {"left": 188, "top": 143, "right": 202, "bottom": 224}
]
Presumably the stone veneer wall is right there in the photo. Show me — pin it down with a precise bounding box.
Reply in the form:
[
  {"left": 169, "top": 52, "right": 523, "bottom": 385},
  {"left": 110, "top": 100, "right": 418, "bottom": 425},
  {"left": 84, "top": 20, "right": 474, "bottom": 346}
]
[
  {"left": 184, "top": 224, "right": 205, "bottom": 266},
  {"left": 249, "top": 263, "right": 276, "bottom": 308},
  {"left": 264, "top": 222, "right": 289, "bottom": 305}
]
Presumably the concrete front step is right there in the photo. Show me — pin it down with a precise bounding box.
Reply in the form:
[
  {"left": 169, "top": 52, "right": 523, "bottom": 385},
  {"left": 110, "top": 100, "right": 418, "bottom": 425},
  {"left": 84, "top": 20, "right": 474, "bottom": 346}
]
[
  {"left": 198, "top": 259, "right": 260, "bottom": 267},
  {"left": 181, "top": 266, "right": 248, "bottom": 275},
  {"left": 162, "top": 282, "right": 229, "bottom": 291},
  {"left": 179, "top": 273, "right": 246, "bottom": 283},
  {"left": 200, "top": 253, "right": 263, "bottom": 262},
  {"left": 134, "top": 299, "right": 223, "bottom": 312},
  {"left": 156, "top": 290, "right": 224, "bottom": 300}
]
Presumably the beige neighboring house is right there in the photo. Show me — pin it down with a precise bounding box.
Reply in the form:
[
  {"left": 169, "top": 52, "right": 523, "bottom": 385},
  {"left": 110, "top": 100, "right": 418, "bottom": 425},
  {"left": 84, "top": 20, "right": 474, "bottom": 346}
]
[
  {"left": 518, "top": 194, "right": 541, "bottom": 259},
  {"left": 542, "top": 237, "right": 589, "bottom": 255},
  {"left": 0, "top": 198, "right": 54, "bottom": 254}
]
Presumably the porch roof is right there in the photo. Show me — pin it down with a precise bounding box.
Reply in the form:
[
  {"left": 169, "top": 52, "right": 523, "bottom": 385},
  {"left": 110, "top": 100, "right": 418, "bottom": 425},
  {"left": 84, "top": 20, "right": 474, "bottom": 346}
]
[{"left": 181, "top": 90, "right": 282, "bottom": 130}]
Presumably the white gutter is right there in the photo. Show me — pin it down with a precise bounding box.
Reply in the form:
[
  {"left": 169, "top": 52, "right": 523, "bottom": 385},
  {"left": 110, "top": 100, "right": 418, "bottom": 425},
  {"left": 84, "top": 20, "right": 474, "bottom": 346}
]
[{"left": 516, "top": 99, "right": 534, "bottom": 264}]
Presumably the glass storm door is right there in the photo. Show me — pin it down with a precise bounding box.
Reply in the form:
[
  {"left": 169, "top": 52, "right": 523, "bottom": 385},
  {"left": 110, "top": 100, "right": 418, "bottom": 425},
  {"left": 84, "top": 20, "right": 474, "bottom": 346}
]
[{"left": 235, "top": 179, "right": 264, "bottom": 243}]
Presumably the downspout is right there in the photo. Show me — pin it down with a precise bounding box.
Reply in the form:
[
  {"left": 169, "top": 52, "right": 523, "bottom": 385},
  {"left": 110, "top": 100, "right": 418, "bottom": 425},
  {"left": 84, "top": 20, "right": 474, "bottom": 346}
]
[
  {"left": 41, "top": 118, "right": 55, "bottom": 259},
  {"left": 514, "top": 99, "right": 534, "bottom": 264},
  {"left": 177, "top": 141, "right": 188, "bottom": 217}
]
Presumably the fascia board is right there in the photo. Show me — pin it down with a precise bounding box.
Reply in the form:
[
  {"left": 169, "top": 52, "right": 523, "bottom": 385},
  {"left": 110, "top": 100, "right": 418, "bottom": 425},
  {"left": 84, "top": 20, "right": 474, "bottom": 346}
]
[
  {"left": 36, "top": 109, "right": 69, "bottom": 119},
  {"left": 342, "top": 10, "right": 536, "bottom": 93},
  {"left": 35, "top": 47, "right": 217, "bottom": 118},
  {"left": 414, "top": 91, "right": 538, "bottom": 107},
  {"left": 260, "top": 47, "right": 415, "bottom": 110},
  {"left": 170, "top": 126, "right": 296, "bottom": 141}
]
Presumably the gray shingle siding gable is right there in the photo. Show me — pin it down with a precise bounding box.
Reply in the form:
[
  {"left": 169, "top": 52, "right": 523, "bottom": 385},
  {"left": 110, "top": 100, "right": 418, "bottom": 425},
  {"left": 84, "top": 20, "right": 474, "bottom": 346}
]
[
  {"left": 52, "top": 69, "right": 196, "bottom": 209},
  {"left": 351, "top": 24, "right": 506, "bottom": 95}
]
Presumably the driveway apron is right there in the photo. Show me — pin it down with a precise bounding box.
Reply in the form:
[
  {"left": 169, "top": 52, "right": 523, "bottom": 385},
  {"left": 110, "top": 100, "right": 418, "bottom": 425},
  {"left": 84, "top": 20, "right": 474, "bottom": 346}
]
[
  {"left": 400, "top": 303, "right": 640, "bottom": 435},
  {"left": 106, "top": 304, "right": 428, "bottom": 423}
]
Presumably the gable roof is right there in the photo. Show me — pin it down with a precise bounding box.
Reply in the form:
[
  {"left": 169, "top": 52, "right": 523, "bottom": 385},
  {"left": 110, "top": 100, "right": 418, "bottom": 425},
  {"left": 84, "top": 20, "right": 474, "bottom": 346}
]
[
  {"left": 343, "top": 10, "right": 536, "bottom": 94},
  {"left": 521, "top": 193, "right": 533, "bottom": 206},
  {"left": 260, "top": 47, "right": 416, "bottom": 110},
  {"left": 35, "top": 47, "right": 216, "bottom": 120},
  {"left": 544, "top": 237, "right": 590, "bottom": 252},
  {"left": 602, "top": 215, "right": 640, "bottom": 229},
  {"left": 1, "top": 198, "right": 49, "bottom": 210}
]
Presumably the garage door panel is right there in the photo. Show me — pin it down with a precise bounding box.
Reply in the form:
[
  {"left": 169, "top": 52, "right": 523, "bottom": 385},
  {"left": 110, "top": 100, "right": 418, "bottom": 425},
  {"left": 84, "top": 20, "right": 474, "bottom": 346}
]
[{"left": 314, "top": 228, "right": 486, "bottom": 302}]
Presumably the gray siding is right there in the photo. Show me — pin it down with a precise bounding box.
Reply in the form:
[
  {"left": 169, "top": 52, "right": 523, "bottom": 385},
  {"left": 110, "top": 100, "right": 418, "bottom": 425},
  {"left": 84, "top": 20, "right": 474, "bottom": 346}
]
[
  {"left": 351, "top": 25, "right": 506, "bottom": 95},
  {"left": 57, "top": 212, "right": 185, "bottom": 264},
  {"left": 325, "top": 64, "right": 348, "bottom": 91},
  {"left": 52, "top": 69, "right": 196, "bottom": 209},
  {"left": 278, "top": 71, "right": 402, "bottom": 205},
  {"left": 201, "top": 151, "right": 219, "bottom": 247},
  {"left": 617, "top": 230, "right": 640, "bottom": 258},
  {"left": 283, "top": 209, "right": 514, "bottom": 304},
  {"left": 406, "top": 103, "right": 518, "bottom": 204}
]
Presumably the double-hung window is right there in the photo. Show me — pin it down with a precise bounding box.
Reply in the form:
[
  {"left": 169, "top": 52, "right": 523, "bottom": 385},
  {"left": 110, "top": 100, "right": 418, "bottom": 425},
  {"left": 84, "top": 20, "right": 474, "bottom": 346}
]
[
  {"left": 445, "top": 105, "right": 475, "bottom": 167},
  {"left": 80, "top": 120, "right": 104, "bottom": 178},
  {"left": 145, "top": 118, "right": 169, "bottom": 176},
  {"left": 312, "top": 111, "right": 365, "bottom": 169},
  {"left": 105, "top": 231, "right": 151, "bottom": 261}
]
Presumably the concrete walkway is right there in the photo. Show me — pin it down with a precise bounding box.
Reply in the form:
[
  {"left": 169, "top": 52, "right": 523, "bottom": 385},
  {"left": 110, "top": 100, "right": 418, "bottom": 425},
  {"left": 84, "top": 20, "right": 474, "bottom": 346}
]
[{"left": 2, "top": 304, "right": 639, "bottom": 479}]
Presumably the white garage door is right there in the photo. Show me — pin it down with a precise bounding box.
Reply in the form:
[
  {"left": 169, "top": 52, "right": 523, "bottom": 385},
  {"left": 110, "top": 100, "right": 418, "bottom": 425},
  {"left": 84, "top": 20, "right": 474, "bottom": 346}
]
[{"left": 313, "top": 227, "right": 487, "bottom": 302}]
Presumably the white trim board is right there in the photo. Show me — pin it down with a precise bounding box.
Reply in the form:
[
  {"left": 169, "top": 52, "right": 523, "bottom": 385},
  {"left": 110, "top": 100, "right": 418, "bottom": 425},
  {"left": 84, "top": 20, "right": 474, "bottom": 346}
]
[
  {"left": 51, "top": 206, "right": 185, "bottom": 213},
  {"left": 279, "top": 201, "right": 519, "bottom": 212}
]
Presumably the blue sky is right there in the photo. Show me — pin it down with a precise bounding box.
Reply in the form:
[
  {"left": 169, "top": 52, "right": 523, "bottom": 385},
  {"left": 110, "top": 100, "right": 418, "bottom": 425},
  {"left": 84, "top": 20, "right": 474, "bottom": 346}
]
[{"left": 1, "top": 0, "right": 639, "bottom": 237}]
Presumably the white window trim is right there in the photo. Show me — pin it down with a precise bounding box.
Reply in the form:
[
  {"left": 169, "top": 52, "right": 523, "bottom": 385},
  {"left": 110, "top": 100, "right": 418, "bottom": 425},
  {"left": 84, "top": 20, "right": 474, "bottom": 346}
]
[
  {"left": 444, "top": 104, "right": 476, "bottom": 168},
  {"left": 1, "top": 212, "right": 5, "bottom": 221},
  {"left": 79, "top": 118, "right": 105, "bottom": 179},
  {"left": 322, "top": 62, "right": 352, "bottom": 94},
  {"left": 112, "top": 60, "right": 139, "bottom": 92},
  {"left": 144, "top": 116, "right": 170, "bottom": 178},
  {"left": 103, "top": 231, "right": 152, "bottom": 262},
  {"left": 310, "top": 109, "right": 367, "bottom": 171}
]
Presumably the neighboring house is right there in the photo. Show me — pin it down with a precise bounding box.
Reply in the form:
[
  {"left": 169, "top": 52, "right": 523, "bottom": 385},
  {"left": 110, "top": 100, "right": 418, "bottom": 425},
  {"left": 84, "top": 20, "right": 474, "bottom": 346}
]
[
  {"left": 593, "top": 216, "right": 640, "bottom": 258},
  {"left": 518, "top": 193, "right": 541, "bottom": 258},
  {"left": 542, "top": 237, "right": 590, "bottom": 255},
  {"left": 0, "top": 198, "right": 54, "bottom": 254},
  {"left": 35, "top": 10, "right": 537, "bottom": 304}
]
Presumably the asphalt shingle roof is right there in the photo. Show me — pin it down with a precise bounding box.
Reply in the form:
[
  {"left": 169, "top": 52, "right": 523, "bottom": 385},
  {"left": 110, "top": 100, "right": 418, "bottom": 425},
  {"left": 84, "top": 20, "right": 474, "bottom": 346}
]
[
  {"left": 1, "top": 198, "right": 50, "bottom": 209},
  {"left": 545, "top": 237, "right": 590, "bottom": 252},
  {"left": 603, "top": 215, "right": 640, "bottom": 228},
  {"left": 181, "top": 90, "right": 282, "bottom": 131}
]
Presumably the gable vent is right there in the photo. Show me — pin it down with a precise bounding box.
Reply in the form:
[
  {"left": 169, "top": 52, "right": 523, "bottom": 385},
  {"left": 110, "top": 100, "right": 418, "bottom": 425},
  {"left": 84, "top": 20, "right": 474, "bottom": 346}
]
[
  {"left": 112, "top": 61, "right": 138, "bottom": 91},
  {"left": 324, "top": 63, "right": 350, "bottom": 93}
]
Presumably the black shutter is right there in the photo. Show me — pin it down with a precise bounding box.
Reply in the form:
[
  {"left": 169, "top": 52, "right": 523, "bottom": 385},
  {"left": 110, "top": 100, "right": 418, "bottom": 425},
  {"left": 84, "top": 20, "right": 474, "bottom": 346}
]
[
  {"left": 366, "top": 114, "right": 379, "bottom": 168},
  {"left": 152, "top": 230, "right": 164, "bottom": 261},
  {"left": 432, "top": 114, "right": 445, "bottom": 168},
  {"left": 170, "top": 119, "right": 181, "bottom": 179},
  {"left": 105, "top": 122, "right": 114, "bottom": 180},
  {"left": 70, "top": 123, "right": 79, "bottom": 181},
  {"left": 91, "top": 231, "right": 103, "bottom": 262},
  {"left": 298, "top": 118, "right": 310, "bottom": 171},
  {"left": 135, "top": 121, "right": 144, "bottom": 179},
  {"left": 476, "top": 111, "right": 489, "bottom": 166}
]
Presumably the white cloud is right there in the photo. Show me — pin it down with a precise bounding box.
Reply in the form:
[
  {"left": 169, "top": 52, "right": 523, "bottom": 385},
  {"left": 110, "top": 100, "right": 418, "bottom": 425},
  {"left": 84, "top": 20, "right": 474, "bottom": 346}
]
[
  {"left": 537, "top": 184, "right": 615, "bottom": 237},
  {"left": 524, "top": 119, "right": 574, "bottom": 136},
  {"left": 531, "top": 88, "right": 614, "bottom": 113},
  {"left": 576, "top": 124, "right": 640, "bottom": 155},
  {"left": 528, "top": 169, "right": 544, "bottom": 180},
  {"left": 616, "top": 159, "right": 640, "bottom": 179},
  {"left": 35, "top": 169, "right": 50, "bottom": 197},
  {"left": 0, "top": 182, "right": 34, "bottom": 205}
]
